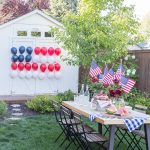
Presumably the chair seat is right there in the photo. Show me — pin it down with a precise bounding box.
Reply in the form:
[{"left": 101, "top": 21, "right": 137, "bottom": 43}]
[
  {"left": 84, "top": 133, "right": 108, "bottom": 143},
  {"left": 59, "top": 119, "right": 80, "bottom": 125},
  {"left": 73, "top": 124, "right": 95, "bottom": 133}
]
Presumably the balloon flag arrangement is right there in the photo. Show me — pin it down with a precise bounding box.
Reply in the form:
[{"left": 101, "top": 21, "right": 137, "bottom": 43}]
[{"left": 10, "top": 46, "right": 62, "bottom": 80}]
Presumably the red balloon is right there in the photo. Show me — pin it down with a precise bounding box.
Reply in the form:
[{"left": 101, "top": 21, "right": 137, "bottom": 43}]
[
  {"left": 11, "top": 62, "right": 17, "bottom": 70},
  {"left": 40, "top": 64, "right": 47, "bottom": 72},
  {"left": 55, "top": 63, "right": 61, "bottom": 71},
  {"left": 55, "top": 48, "right": 61, "bottom": 56},
  {"left": 25, "top": 63, "right": 31, "bottom": 71},
  {"left": 32, "top": 63, "right": 38, "bottom": 71},
  {"left": 18, "top": 63, "right": 24, "bottom": 71},
  {"left": 48, "top": 47, "right": 54, "bottom": 56},
  {"left": 34, "top": 47, "right": 40, "bottom": 55},
  {"left": 48, "top": 64, "right": 54, "bottom": 72},
  {"left": 41, "top": 47, "right": 47, "bottom": 56}
]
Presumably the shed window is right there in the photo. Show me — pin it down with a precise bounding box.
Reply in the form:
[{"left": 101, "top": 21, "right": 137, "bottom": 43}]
[
  {"left": 45, "top": 32, "right": 54, "bottom": 37},
  {"left": 31, "top": 32, "right": 41, "bottom": 37},
  {"left": 17, "top": 31, "right": 27, "bottom": 36}
]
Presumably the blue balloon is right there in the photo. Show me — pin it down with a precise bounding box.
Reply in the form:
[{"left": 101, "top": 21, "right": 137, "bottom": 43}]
[
  {"left": 11, "top": 55, "right": 18, "bottom": 62},
  {"left": 25, "top": 55, "right": 32, "bottom": 62},
  {"left": 11, "top": 47, "right": 17, "bottom": 54},
  {"left": 26, "top": 47, "right": 33, "bottom": 54},
  {"left": 18, "top": 55, "right": 24, "bottom": 62},
  {"left": 19, "top": 46, "right": 25, "bottom": 54}
]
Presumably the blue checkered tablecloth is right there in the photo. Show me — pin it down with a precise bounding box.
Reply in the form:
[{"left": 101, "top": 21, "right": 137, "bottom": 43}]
[{"left": 124, "top": 118, "right": 146, "bottom": 132}]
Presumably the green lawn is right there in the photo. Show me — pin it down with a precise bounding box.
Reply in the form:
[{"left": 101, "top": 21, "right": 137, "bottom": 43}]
[{"left": 0, "top": 114, "right": 146, "bottom": 150}]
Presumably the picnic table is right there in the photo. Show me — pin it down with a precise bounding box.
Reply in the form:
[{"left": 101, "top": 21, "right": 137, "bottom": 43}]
[{"left": 62, "top": 101, "right": 150, "bottom": 150}]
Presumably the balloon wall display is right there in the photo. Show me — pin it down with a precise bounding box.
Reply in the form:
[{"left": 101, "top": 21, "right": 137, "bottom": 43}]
[
  {"left": 55, "top": 48, "right": 61, "bottom": 56},
  {"left": 41, "top": 47, "right": 47, "bottom": 56},
  {"left": 10, "top": 46, "right": 62, "bottom": 80},
  {"left": 11, "top": 63, "right": 17, "bottom": 70},
  {"left": 10, "top": 71, "right": 18, "bottom": 78},
  {"left": 19, "top": 46, "right": 25, "bottom": 54},
  {"left": 34, "top": 47, "right": 40, "bottom": 55},
  {"left": 11, "top": 55, "right": 18, "bottom": 62},
  {"left": 25, "top": 55, "right": 32, "bottom": 62},
  {"left": 11, "top": 47, "right": 17, "bottom": 54},
  {"left": 18, "top": 55, "right": 24, "bottom": 62},
  {"left": 32, "top": 63, "right": 38, "bottom": 71},
  {"left": 26, "top": 47, "right": 33, "bottom": 54},
  {"left": 18, "top": 62, "right": 24, "bottom": 71}
]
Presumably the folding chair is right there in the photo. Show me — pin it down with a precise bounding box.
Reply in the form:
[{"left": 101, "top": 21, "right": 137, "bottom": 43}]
[
  {"left": 115, "top": 105, "right": 147, "bottom": 150},
  {"left": 71, "top": 110, "right": 108, "bottom": 150}
]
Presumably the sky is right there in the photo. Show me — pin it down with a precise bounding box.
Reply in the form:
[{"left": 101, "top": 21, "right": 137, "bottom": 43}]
[{"left": 124, "top": 0, "right": 150, "bottom": 20}]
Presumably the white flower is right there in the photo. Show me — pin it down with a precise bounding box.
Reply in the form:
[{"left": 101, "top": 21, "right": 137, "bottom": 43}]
[
  {"left": 124, "top": 56, "right": 128, "bottom": 60},
  {"left": 127, "top": 69, "right": 131, "bottom": 73},
  {"left": 132, "top": 55, "right": 135, "bottom": 59},
  {"left": 126, "top": 72, "right": 130, "bottom": 76},
  {"left": 132, "top": 69, "right": 136, "bottom": 75}
]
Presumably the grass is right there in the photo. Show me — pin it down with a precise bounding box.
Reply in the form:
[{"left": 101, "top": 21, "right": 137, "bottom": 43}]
[{"left": 0, "top": 114, "right": 146, "bottom": 150}]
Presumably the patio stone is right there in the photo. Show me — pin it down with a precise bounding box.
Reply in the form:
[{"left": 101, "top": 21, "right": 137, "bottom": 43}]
[
  {"left": 12, "top": 108, "right": 21, "bottom": 112},
  {"left": 11, "top": 104, "right": 21, "bottom": 108},
  {"left": 11, "top": 113, "right": 23, "bottom": 116}
]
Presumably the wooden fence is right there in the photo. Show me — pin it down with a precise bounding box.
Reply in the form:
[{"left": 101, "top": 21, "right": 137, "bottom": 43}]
[{"left": 129, "top": 49, "right": 150, "bottom": 94}]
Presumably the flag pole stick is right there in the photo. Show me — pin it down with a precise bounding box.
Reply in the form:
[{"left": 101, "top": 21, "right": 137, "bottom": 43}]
[{"left": 120, "top": 59, "right": 122, "bottom": 64}]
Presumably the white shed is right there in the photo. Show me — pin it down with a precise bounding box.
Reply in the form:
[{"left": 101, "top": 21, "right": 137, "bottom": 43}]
[{"left": 0, "top": 10, "right": 78, "bottom": 96}]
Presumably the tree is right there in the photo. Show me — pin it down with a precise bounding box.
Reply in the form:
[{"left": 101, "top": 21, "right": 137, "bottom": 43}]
[
  {"left": 49, "top": 0, "right": 77, "bottom": 19},
  {"left": 0, "top": 0, "right": 50, "bottom": 23},
  {"left": 54, "top": 0, "right": 142, "bottom": 68}
]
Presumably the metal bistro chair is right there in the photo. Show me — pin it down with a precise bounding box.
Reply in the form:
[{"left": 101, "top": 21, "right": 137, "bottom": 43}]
[
  {"left": 71, "top": 110, "right": 108, "bottom": 150},
  {"left": 115, "top": 105, "right": 147, "bottom": 150}
]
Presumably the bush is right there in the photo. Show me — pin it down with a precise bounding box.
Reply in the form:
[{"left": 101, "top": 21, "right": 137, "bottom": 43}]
[
  {"left": 0, "top": 101, "right": 7, "bottom": 116},
  {"left": 26, "top": 95, "right": 59, "bottom": 113},
  {"left": 57, "top": 90, "right": 74, "bottom": 102}
]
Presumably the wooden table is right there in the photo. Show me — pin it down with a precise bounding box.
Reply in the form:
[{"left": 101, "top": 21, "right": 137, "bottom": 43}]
[{"left": 62, "top": 101, "right": 150, "bottom": 150}]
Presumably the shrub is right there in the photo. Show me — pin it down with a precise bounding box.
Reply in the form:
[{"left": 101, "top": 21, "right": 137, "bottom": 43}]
[
  {"left": 26, "top": 95, "right": 58, "bottom": 113},
  {"left": 0, "top": 101, "right": 7, "bottom": 116},
  {"left": 57, "top": 90, "right": 74, "bottom": 102}
]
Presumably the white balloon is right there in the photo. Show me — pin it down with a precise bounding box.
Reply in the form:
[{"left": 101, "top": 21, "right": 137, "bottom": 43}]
[
  {"left": 47, "top": 72, "right": 54, "bottom": 79},
  {"left": 47, "top": 56, "right": 55, "bottom": 63},
  {"left": 26, "top": 71, "right": 32, "bottom": 79},
  {"left": 40, "top": 56, "right": 47, "bottom": 63},
  {"left": 10, "top": 71, "right": 18, "bottom": 78},
  {"left": 32, "top": 71, "right": 38, "bottom": 79},
  {"left": 55, "top": 72, "right": 62, "bottom": 79},
  {"left": 55, "top": 56, "right": 61, "bottom": 62},
  {"left": 39, "top": 72, "right": 46, "bottom": 80},
  {"left": 33, "top": 55, "right": 40, "bottom": 62},
  {"left": 19, "top": 71, "right": 25, "bottom": 79}
]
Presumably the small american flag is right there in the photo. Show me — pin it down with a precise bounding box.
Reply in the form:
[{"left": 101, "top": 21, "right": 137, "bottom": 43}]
[
  {"left": 120, "top": 76, "right": 136, "bottom": 93},
  {"left": 103, "top": 68, "right": 114, "bottom": 85},
  {"left": 89, "top": 60, "right": 102, "bottom": 77},
  {"left": 114, "top": 64, "right": 124, "bottom": 80}
]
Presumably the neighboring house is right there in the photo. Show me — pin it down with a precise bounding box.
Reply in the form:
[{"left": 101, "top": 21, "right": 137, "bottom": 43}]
[{"left": 0, "top": 9, "right": 78, "bottom": 96}]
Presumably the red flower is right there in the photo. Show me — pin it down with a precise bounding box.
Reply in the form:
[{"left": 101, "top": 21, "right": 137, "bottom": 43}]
[
  {"left": 113, "top": 79, "right": 119, "bottom": 84},
  {"left": 109, "top": 90, "right": 116, "bottom": 97},
  {"left": 91, "top": 77, "right": 99, "bottom": 83},
  {"left": 103, "top": 84, "right": 109, "bottom": 88},
  {"left": 115, "top": 89, "right": 122, "bottom": 96}
]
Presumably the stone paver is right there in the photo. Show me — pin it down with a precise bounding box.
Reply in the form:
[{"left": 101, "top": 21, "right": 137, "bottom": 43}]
[
  {"left": 11, "top": 113, "right": 23, "bottom": 116},
  {"left": 11, "top": 104, "right": 21, "bottom": 108}
]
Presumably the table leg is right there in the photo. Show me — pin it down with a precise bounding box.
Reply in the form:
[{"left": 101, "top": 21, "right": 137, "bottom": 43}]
[
  {"left": 98, "top": 123, "right": 102, "bottom": 134},
  {"left": 144, "top": 124, "right": 150, "bottom": 150},
  {"left": 107, "top": 125, "right": 116, "bottom": 150}
]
